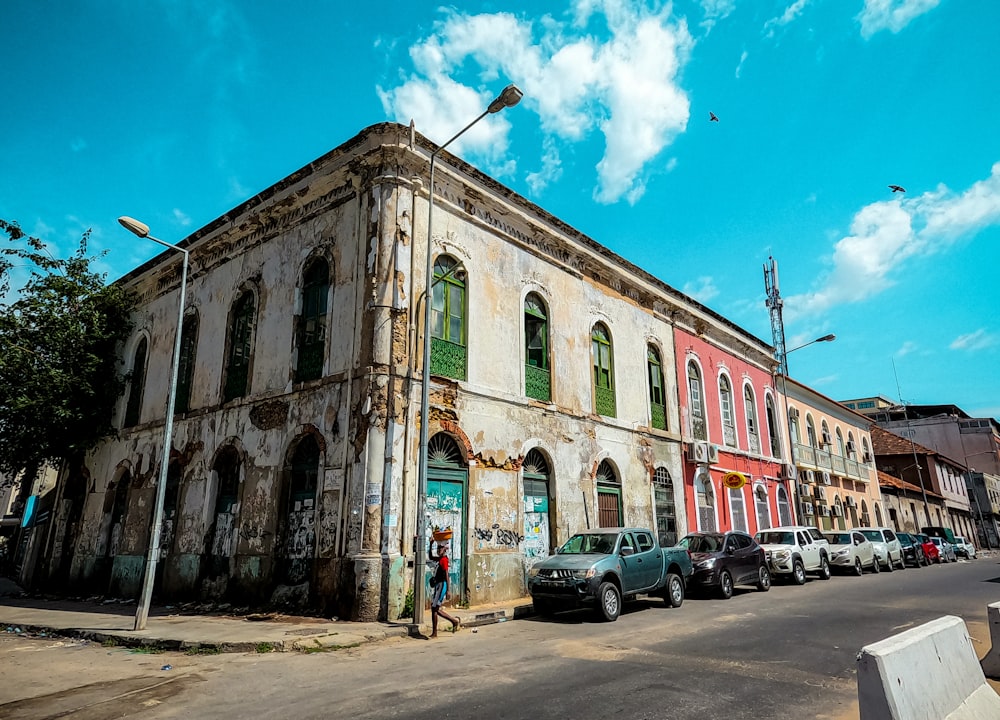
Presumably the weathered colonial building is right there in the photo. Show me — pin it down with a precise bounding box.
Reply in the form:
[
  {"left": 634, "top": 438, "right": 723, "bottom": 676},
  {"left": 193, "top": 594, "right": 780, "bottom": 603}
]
[{"left": 37, "top": 122, "right": 785, "bottom": 621}]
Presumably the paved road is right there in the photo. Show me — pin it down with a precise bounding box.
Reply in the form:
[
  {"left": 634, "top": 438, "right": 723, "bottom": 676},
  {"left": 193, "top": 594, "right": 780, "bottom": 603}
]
[{"left": 3, "top": 557, "right": 999, "bottom": 719}]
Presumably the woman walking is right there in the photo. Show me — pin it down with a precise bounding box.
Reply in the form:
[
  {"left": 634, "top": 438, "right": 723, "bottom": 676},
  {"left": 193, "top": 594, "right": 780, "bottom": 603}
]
[{"left": 428, "top": 540, "right": 461, "bottom": 638}]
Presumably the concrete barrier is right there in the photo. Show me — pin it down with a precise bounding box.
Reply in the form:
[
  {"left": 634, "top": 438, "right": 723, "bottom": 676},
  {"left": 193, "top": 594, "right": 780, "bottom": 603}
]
[
  {"left": 982, "top": 601, "right": 1000, "bottom": 679},
  {"left": 857, "top": 614, "right": 1000, "bottom": 719}
]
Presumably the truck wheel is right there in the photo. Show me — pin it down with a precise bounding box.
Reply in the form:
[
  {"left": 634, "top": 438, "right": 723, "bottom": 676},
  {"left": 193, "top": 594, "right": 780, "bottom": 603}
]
[
  {"left": 818, "top": 556, "right": 831, "bottom": 580},
  {"left": 756, "top": 566, "right": 771, "bottom": 592},
  {"left": 595, "top": 582, "right": 621, "bottom": 622},
  {"left": 853, "top": 557, "right": 863, "bottom": 576},
  {"left": 532, "top": 597, "right": 555, "bottom": 617},
  {"left": 664, "top": 573, "right": 684, "bottom": 608},
  {"left": 792, "top": 559, "right": 806, "bottom": 585},
  {"left": 718, "top": 571, "right": 733, "bottom": 600}
]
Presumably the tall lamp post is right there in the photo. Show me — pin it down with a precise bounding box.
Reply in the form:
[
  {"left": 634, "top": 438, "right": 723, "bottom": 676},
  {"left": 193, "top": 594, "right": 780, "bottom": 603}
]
[
  {"left": 777, "top": 334, "right": 835, "bottom": 524},
  {"left": 118, "top": 216, "right": 189, "bottom": 632},
  {"left": 413, "top": 84, "right": 522, "bottom": 628}
]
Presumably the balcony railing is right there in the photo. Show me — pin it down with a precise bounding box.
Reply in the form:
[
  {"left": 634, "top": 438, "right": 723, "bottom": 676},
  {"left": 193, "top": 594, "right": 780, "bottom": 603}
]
[{"left": 794, "top": 442, "right": 874, "bottom": 481}]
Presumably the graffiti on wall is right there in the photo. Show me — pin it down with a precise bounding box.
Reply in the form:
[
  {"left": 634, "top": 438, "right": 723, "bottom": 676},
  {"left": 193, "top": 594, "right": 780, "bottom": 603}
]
[{"left": 473, "top": 523, "right": 525, "bottom": 548}]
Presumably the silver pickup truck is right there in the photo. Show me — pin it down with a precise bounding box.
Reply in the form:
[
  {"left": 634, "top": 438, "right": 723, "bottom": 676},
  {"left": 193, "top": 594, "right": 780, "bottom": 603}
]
[{"left": 527, "top": 527, "right": 693, "bottom": 622}]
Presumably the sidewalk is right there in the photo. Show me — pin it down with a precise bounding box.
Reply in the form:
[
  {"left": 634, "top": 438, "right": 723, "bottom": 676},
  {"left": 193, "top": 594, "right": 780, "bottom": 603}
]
[{"left": 0, "top": 577, "right": 534, "bottom": 653}]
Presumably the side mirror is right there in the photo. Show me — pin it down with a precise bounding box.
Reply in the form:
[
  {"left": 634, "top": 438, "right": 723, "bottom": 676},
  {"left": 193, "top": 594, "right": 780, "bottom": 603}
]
[
  {"left": 620, "top": 547, "right": 635, "bottom": 557},
  {"left": 725, "top": 547, "right": 735, "bottom": 555}
]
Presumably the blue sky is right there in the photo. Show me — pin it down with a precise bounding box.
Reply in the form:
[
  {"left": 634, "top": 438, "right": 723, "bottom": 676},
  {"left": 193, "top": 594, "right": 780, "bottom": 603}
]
[{"left": 3, "top": 0, "right": 998, "bottom": 419}]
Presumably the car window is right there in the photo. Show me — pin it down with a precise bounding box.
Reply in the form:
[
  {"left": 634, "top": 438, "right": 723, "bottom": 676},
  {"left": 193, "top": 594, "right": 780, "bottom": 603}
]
[
  {"left": 852, "top": 532, "right": 865, "bottom": 545},
  {"left": 734, "top": 534, "right": 752, "bottom": 550},
  {"left": 560, "top": 533, "right": 617, "bottom": 554},
  {"left": 808, "top": 528, "right": 825, "bottom": 542},
  {"left": 636, "top": 532, "right": 654, "bottom": 553},
  {"left": 860, "top": 530, "right": 883, "bottom": 543},
  {"left": 826, "top": 533, "right": 851, "bottom": 545},
  {"left": 797, "top": 532, "right": 811, "bottom": 546},
  {"left": 679, "top": 535, "right": 723, "bottom": 553},
  {"left": 757, "top": 531, "right": 794, "bottom": 545},
  {"left": 884, "top": 530, "right": 896, "bottom": 542},
  {"left": 621, "top": 533, "right": 636, "bottom": 553}
]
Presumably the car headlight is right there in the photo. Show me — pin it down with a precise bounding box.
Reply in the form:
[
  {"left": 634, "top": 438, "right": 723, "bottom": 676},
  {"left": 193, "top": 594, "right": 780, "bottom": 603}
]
[
  {"left": 773, "top": 550, "right": 791, "bottom": 562},
  {"left": 832, "top": 549, "right": 848, "bottom": 558},
  {"left": 528, "top": 566, "right": 540, "bottom": 578},
  {"left": 694, "top": 558, "right": 716, "bottom": 570},
  {"left": 574, "top": 568, "right": 596, "bottom": 579}
]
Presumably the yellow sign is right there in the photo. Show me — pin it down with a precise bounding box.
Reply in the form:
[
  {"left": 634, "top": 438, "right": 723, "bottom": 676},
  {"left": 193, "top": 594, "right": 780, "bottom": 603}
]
[{"left": 722, "top": 471, "right": 747, "bottom": 490}]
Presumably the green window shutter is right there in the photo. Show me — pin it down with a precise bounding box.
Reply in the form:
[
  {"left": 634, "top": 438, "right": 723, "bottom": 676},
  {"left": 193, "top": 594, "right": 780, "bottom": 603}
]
[
  {"left": 124, "top": 338, "right": 147, "bottom": 427},
  {"left": 295, "top": 259, "right": 329, "bottom": 383},
  {"left": 224, "top": 292, "right": 255, "bottom": 402},
  {"left": 592, "top": 324, "right": 615, "bottom": 417}
]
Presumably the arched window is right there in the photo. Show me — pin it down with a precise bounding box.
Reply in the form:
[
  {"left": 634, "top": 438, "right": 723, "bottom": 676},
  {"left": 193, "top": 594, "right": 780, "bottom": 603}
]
[
  {"left": 296, "top": 258, "right": 329, "bottom": 383},
  {"left": 765, "top": 395, "right": 781, "bottom": 457},
  {"left": 754, "top": 484, "right": 771, "bottom": 530},
  {"left": 820, "top": 420, "right": 832, "bottom": 449},
  {"left": 104, "top": 471, "right": 131, "bottom": 558},
  {"left": 430, "top": 256, "right": 467, "bottom": 380},
  {"left": 874, "top": 503, "right": 884, "bottom": 527},
  {"left": 719, "top": 375, "right": 736, "bottom": 447},
  {"left": 860, "top": 499, "right": 871, "bottom": 526},
  {"left": 730, "top": 487, "right": 748, "bottom": 532},
  {"left": 647, "top": 345, "right": 667, "bottom": 430},
  {"left": 123, "top": 337, "right": 148, "bottom": 427},
  {"left": 836, "top": 428, "right": 846, "bottom": 457},
  {"left": 688, "top": 361, "right": 707, "bottom": 440},
  {"left": 596, "top": 459, "right": 622, "bottom": 527},
  {"left": 789, "top": 408, "right": 801, "bottom": 444},
  {"left": 280, "top": 435, "right": 320, "bottom": 585},
  {"left": 696, "top": 470, "right": 716, "bottom": 531},
  {"left": 591, "top": 323, "right": 616, "bottom": 417},
  {"left": 653, "top": 467, "right": 676, "bottom": 546},
  {"left": 862, "top": 437, "right": 872, "bottom": 464},
  {"left": 175, "top": 314, "right": 198, "bottom": 414},
  {"left": 806, "top": 415, "right": 818, "bottom": 448},
  {"left": 847, "top": 432, "right": 857, "bottom": 460},
  {"left": 834, "top": 496, "right": 846, "bottom": 530},
  {"left": 524, "top": 293, "right": 550, "bottom": 401},
  {"left": 159, "top": 461, "right": 183, "bottom": 557},
  {"left": 523, "top": 449, "right": 553, "bottom": 558},
  {"left": 224, "top": 290, "right": 255, "bottom": 401},
  {"left": 206, "top": 446, "right": 241, "bottom": 578},
  {"left": 744, "top": 385, "right": 760, "bottom": 453},
  {"left": 776, "top": 485, "right": 793, "bottom": 526}
]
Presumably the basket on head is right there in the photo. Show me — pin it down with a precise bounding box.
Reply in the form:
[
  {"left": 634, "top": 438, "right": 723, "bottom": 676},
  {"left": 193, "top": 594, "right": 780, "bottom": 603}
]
[{"left": 433, "top": 529, "right": 454, "bottom": 542}]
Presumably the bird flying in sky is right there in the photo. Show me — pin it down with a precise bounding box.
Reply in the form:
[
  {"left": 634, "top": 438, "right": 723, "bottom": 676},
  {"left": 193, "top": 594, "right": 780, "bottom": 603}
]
[
  {"left": 889, "top": 185, "right": 906, "bottom": 193},
  {"left": 709, "top": 112, "right": 719, "bottom": 122}
]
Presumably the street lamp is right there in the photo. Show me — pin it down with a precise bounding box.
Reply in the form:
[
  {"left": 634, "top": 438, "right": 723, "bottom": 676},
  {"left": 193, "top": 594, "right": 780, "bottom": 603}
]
[
  {"left": 413, "top": 84, "right": 522, "bottom": 628},
  {"left": 777, "top": 334, "right": 835, "bottom": 525},
  {"left": 118, "top": 216, "right": 189, "bottom": 631}
]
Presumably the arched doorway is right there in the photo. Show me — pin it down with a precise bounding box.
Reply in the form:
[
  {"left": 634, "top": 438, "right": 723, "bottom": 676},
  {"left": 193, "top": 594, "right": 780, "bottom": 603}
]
[
  {"left": 278, "top": 435, "right": 320, "bottom": 587},
  {"left": 653, "top": 467, "right": 677, "bottom": 546},
  {"left": 696, "top": 468, "right": 717, "bottom": 531},
  {"left": 52, "top": 469, "right": 88, "bottom": 586},
  {"left": 426, "top": 433, "right": 468, "bottom": 606},
  {"left": 754, "top": 484, "right": 771, "bottom": 531},
  {"left": 154, "top": 461, "right": 183, "bottom": 596},
  {"left": 776, "top": 485, "right": 792, "bottom": 526},
  {"left": 202, "top": 446, "right": 242, "bottom": 596},
  {"left": 596, "top": 460, "right": 622, "bottom": 527},
  {"left": 522, "top": 449, "right": 553, "bottom": 564}
]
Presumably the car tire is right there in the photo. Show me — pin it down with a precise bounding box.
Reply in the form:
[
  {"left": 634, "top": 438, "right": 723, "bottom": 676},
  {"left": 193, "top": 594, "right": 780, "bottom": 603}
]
[
  {"left": 756, "top": 566, "right": 771, "bottom": 592},
  {"left": 664, "top": 572, "right": 684, "bottom": 608},
  {"left": 854, "top": 557, "right": 863, "bottom": 576},
  {"left": 818, "top": 556, "right": 831, "bottom": 580},
  {"left": 792, "top": 559, "right": 807, "bottom": 585},
  {"left": 718, "top": 571, "right": 734, "bottom": 600},
  {"left": 871, "top": 556, "right": 880, "bottom": 573},
  {"left": 897, "top": 554, "right": 906, "bottom": 570},
  {"left": 532, "top": 597, "right": 555, "bottom": 617},
  {"left": 884, "top": 554, "right": 894, "bottom": 572},
  {"left": 595, "top": 581, "right": 621, "bottom": 622}
]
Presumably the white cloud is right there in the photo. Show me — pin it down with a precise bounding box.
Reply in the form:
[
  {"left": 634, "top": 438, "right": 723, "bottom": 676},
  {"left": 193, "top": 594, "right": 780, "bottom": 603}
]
[
  {"left": 173, "top": 209, "right": 192, "bottom": 227},
  {"left": 950, "top": 330, "right": 996, "bottom": 352},
  {"left": 763, "top": 0, "right": 812, "bottom": 39},
  {"left": 857, "top": 0, "right": 940, "bottom": 39},
  {"left": 699, "top": 0, "right": 737, "bottom": 33},
  {"left": 786, "top": 161, "right": 1000, "bottom": 319},
  {"left": 379, "top": 2, "right": 693, "bottom": 204},
  {"left": 894, "top": 340, "right": 917, "bottom": 357},
  {"left": 525, "top": 137, "right": 563, "bottom": 194},
  {"left": 735, "top": 50, "right": 748, "bottom": 78},
  {"left": 683, "top": 276, "right": 719, "bottom": 303}
]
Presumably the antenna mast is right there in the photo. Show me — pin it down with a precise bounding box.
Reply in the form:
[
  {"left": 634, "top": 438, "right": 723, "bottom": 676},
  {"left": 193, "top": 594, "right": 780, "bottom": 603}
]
[{"left": 764, "top": 256, "right": 788, "bottom": 375}]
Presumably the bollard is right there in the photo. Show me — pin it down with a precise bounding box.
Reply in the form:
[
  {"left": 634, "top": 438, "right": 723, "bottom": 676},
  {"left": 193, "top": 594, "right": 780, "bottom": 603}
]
[{"left": 982, "top": 601, "right": 1000, "bottom": 679}]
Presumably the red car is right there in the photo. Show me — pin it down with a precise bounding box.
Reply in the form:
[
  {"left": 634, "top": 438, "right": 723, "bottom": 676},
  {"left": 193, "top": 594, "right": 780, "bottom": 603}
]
[{"left": 916, "top": 533, "right": 940, "bottom": 563}]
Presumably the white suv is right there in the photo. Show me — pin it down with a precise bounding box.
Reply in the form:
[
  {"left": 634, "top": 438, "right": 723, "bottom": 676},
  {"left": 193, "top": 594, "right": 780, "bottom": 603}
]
[
  {"left": 855, "top": 527, "right": 904, "bottom": 571},
  {"left": 755, "top": 526, "right": 831, "bottom": 585}
]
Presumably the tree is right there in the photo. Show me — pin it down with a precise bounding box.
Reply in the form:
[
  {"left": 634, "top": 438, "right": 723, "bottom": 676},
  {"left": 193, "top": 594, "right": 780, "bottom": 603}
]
[{"left": 0, "top": 219, "right": 136, "bottom": 488}]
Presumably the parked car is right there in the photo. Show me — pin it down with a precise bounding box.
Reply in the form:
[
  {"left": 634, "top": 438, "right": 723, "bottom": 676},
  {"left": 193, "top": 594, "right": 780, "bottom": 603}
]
[
  {"left": 922, "top": 526, "right": 957, "bottom": 546},
  {"left": 930, "top": 536, "right": 957, "bottom": 563},
  {"left": 915, "top": 533, "right": 940, "bottom": 564},
  {"left": 527, "top": 528, "right": 693, "bottom": 621},
  {"left": 953, "top": 536, "right": 977, "bottom": 560},
  {"left": 824, "top": 530, "right": 878, "bottom": 575},
  {"left": 856, "top": 527, "right": 905, "bottom": 571},
  {"left": 678, "top": 531, "right": 771, "bottom": 598},
  {"left": 755, "top": 526, "right": 831, "bottom": 584},
  {"left": 896, "top": 532, "right": 927, "bottom": 567}
]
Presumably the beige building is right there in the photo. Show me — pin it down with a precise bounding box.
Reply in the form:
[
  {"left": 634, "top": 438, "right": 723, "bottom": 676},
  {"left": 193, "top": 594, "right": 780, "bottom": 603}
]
[{"left": 37, "top": 122, "right": 781, "bottom": 620}]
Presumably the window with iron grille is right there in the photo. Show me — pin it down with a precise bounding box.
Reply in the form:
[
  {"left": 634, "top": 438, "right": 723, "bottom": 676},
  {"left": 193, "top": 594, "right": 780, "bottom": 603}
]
[
  {"left": 123, "top": 337, "right": 147, "bottom": 427},
  {"left": 524, "top": 293, "right": 550, "bottom": 401},
  {"left": 766, "top": 395, "right": 781, "bottom": 457},
  {"left": 653, "top": 467, "right": 676, "bottom": 545},
  {"left": 696, "top": 471, "right": 716, "bottom": 531},
  {"left": 730, "top": 487, "right": 748, "bottom": 532},
  {"left": 295, "top": 258, "right": 329, "bottom": 383},
  {"left": 720, "top": 375, "right": 736, "bottom": 447},
  {"left": 744, "top": 384, "right": 759, "bottom": 453},
  {"left": 430, "top": 256, "right": 466, "bottom": 380},
  {"left": 687, "top": 361, "right": 707, "bottom": 440},
  {"left": 591, "top": 323, "right": 615, "bottom": 417},
  {"left": 174, "top": 315, "right": 198, "bottom": 414},
  {"left": 647, "top": 345, "right": 667, "bottom": 430},
  {"left": 224, "top": 291, "right": 255, "bottom": 401}
]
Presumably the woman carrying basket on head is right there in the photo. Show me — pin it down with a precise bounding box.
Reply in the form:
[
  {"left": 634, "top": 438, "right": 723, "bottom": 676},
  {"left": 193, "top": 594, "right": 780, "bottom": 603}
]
[{"left": 428, "top": 539, "right": 461, "bottom": 638}]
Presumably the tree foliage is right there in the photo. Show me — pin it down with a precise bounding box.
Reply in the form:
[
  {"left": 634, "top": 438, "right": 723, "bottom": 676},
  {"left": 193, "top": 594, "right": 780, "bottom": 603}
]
[{"left": 0, "top": 219, "right": 136, "bottom": 484}]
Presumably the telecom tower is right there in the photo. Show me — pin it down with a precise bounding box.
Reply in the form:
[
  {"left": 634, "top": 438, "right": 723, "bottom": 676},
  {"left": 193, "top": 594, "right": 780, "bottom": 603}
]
[{"left": 764, "top": 256, "right": 788, "bottom": 376}]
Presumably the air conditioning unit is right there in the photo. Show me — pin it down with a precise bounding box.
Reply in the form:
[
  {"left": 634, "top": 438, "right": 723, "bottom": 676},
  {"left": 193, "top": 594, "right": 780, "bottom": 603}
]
[
  {"left": 779, "top": 464, "right": 797, "bottom": 481},
  {"left": 862, "top": 452, "right": 873, "bottom": 463},
  {"left": 831, "top": 505, "right": 843, "bottom": 517},
  {"left": 846, "top": 441, "right": 856, "bottom": 455},
  {"left": 798, "top": 483, "right": 811, "bottom": 496},
  {"left": 813, "top": 486, "right": 824, "bottom": 499},
  {"left": 800, "top": 502, "right": 814, "bottom": 516},
  {"left": 687, "top": 441, "right": 709, "bottom": 464},
  {"left": 804, "top": 469, "right": 816, "bottom": 484},
  {"left": 707, "top": 444, "right": 720, "bottom": 463},
  {"left": 819, "top": 506, "right": 831, "bottom": 517},
  {"left": 845, "top": 496, "right": 857, "bottom": 508},
  {"left": 821, "top": 431, "right": 832, "bottom": 446},
  {"left": 821, "top": 471, "right": 832, "bottom": 485}
]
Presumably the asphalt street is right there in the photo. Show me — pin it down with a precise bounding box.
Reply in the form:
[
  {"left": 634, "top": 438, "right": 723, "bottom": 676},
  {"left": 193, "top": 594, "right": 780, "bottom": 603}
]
[{"left": 3, "top": 557, "right": 999, "bottom": 720}]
